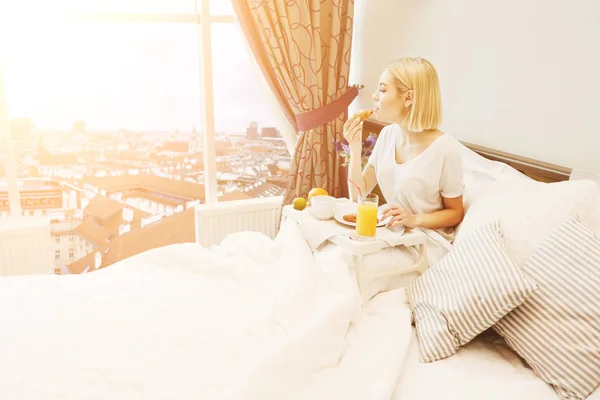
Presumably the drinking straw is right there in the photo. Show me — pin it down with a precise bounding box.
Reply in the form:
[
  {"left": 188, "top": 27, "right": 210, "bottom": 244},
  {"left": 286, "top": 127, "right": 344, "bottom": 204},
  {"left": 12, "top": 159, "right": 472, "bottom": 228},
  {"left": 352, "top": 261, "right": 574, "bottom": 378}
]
[{"left": 347, "top": 178, "right": 363, "bottom": 204}]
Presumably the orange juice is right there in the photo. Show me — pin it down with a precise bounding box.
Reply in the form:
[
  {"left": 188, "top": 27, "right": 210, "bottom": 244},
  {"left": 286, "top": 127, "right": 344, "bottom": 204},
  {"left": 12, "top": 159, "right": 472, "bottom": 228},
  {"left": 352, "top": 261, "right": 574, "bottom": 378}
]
[{"left": 356, "top": 202, "right": 378, "bottom": 237}]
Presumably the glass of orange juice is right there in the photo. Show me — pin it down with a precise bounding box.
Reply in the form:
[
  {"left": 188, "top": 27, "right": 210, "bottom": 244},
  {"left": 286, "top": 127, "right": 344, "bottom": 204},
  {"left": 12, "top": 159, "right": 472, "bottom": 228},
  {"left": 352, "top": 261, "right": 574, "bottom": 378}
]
[{"left": 355, "top": 194, "right": 379, "bottom": 240}]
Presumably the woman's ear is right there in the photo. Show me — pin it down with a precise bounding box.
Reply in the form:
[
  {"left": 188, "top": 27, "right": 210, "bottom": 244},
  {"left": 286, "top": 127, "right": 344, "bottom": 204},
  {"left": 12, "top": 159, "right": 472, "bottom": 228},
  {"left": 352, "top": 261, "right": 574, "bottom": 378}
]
[{"left": 404, "top": 90, "right": 414, "bottom": 107}]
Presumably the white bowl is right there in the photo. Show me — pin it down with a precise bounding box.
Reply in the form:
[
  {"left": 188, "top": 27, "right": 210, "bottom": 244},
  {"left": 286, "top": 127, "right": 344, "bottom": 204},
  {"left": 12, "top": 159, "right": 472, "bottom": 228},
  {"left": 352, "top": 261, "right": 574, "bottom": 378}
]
[{"left": 310, "top": 196, "right": 336, "bottom": 220}]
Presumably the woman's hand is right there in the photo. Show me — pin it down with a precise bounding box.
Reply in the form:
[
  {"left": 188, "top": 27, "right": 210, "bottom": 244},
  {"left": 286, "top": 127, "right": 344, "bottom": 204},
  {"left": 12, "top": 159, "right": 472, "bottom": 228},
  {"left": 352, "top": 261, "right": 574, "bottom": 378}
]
[
  {"left": 343, "top": 116, "right": 363, "bottom": 148},
  {"left": 381, "top": 205, "right": 421, "bottom": 229}
]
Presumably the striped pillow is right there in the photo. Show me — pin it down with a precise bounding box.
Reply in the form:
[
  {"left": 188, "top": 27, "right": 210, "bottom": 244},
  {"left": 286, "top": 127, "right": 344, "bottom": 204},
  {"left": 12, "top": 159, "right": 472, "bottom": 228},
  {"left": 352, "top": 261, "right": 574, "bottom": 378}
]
[
  {"left": 493, "top": 214, "right": 600, "bottom": 400},
  {"left": 406, "top": 220, "right": 538, "bottom": 363}
]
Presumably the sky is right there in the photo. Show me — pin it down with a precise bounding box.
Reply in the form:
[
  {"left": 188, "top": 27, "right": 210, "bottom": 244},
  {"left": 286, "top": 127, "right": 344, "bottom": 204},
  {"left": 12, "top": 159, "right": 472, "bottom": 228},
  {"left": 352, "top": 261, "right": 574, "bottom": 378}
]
[{"left": 0, "top": 1, "right": 279, "bottom": 133}]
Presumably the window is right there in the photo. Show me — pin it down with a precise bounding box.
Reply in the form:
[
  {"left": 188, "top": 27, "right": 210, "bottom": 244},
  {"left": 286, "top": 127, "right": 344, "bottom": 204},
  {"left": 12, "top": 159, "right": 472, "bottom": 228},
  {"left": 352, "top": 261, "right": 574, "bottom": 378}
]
[
  {"left": 69, "top": 249, "right": 75, "bottom": 259},
  {"left": 209, "top": 0, "right": 234, "bottom": 15},
  {"left": 3, "top": 22, "right": 201, "bottom": 134},
  {"left": 69, "top": 234, "right": 74, "bottom": 242},
  {"left": 2, "top": 0, "right": 198, "bottom": 15},
  {"left": 54, "top": 250, "right": 61, "bottom": 260},
  {"left": 0, "top": 0, "right": 289, "bottom": 268},
  {"left": 1, "top": 0, "right": 288, "bottom": 204},
  {"left": 211, "top": 23, "right": 290, "bottom": 202},
  {"left": 54, "top": 236, "right": 60, "bottom": 244}
]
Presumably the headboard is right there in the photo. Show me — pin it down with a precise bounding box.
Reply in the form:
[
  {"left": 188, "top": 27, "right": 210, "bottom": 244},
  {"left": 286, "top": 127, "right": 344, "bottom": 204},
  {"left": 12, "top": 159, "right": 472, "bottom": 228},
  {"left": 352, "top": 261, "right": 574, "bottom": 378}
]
[{"left": 362, "top": 119, "right": 571, "bottom": 183}]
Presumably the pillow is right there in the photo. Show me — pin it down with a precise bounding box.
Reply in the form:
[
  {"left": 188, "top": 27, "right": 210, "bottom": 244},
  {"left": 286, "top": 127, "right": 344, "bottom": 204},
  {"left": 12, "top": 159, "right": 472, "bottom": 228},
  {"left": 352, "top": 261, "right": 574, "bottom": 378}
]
[
  {"left": 457, "top": 146, "right": 532, "bottom": 234},
  {"left": 493, "top": 214, "right": 600, "bottom": 400},
  {"left": 570, "top": 169, "right": 600, "bottom": 183},
  {"left": 456, "top": 180, "right": 598, "bottom": 266},
  {"left": 569, "top": 170, "right": 600, "bottom": 237},
  {"left": 459, "top": 142, "right": 532, "bottom": 211},
  {"left": 405, "top": 220, "right": 538, "bottom": 363}
]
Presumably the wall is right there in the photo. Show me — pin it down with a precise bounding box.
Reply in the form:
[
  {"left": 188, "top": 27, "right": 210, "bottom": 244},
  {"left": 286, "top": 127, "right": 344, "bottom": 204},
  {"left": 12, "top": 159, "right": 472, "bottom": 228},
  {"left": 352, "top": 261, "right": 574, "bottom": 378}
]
[{"left": 350, "top": 0, "right": 600, "bottom": 171}]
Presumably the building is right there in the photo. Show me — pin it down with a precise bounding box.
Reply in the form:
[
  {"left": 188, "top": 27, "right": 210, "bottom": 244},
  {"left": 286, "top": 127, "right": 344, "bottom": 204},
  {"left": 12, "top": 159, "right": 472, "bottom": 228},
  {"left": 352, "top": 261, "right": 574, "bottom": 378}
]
[
  {"left": 0, "top": 179, "right": 84, "bottom": 272},
  {"left": 81, "top": 174, "right": 204, "bottom": 216},
  {"left": 67, "top": 207, "right": 195, "bottom": 274},
  {"left": 261, "top": 127, "right": 280, "bottom": 138},
  {"left": 50, "top": 211, "right": 85, "bottom": 273},
  {"left": 0, "top": 179, "right": 66, "bottom": 218},
  {"left": 75, "top": 194, "right": 150, "bottom": 256},
  {"left": 161, "top": 141, "right": 190, "bottom": 154},
  {"left": 189, "top": 136, "right": 202, "bottom": 153},
  {"left": 64, "top": 173, "right": 211, "bottom": 274},
  {"left": 220, "top": 179, "right": 286, "bottom": 201},
  {"left": 37, "top": 150, "right": 80, "bottom": 178},
  {"left": 246, "top": 121, "right": 259, "bottom": 140}
]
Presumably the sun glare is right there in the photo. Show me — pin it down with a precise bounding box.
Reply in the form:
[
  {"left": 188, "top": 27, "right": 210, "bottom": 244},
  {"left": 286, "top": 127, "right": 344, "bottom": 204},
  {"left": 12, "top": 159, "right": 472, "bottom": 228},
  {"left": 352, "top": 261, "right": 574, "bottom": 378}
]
[{"left": 0, "top": 0, "right": 269, "bottom": 132}]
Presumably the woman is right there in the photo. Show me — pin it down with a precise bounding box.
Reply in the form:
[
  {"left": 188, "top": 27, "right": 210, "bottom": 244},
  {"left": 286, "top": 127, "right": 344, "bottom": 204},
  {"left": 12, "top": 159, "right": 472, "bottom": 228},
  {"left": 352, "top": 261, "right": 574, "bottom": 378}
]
[{"left": 344, "top": 57, "right": 465, "bottom": 269}]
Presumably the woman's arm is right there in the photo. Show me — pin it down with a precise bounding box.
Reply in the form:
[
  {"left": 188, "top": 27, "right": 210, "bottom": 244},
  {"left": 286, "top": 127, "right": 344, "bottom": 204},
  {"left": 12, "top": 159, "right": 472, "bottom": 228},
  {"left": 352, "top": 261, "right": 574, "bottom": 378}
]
[
  {"left": 344, "top": 117, "right": 378, "bottom": 201},
  {"left": 383, "top": 196, "right": 464, "bottom": 230},
  {"left": 414, "top": 195, "right": 464, "bottom": 229}
]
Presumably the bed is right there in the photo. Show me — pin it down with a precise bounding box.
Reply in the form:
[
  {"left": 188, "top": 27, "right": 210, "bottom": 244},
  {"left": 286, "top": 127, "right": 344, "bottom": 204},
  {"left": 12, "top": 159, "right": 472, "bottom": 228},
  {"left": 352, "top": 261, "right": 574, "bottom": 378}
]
[
  {"left": 0, "top": 120, "right": 598, "bottom": 400},
  {"left": 364, "top": 119, "right": 600, "bottom": 400}
]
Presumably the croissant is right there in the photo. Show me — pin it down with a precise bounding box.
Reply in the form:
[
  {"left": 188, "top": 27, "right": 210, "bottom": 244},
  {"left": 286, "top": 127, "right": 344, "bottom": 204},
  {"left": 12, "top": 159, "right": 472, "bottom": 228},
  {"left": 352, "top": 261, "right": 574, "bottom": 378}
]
[
  {"left": 343, "top": 213, "right": 357, "bottom": 223},
  {"left": 350, "top": 109, "right": 374, "bottom": 122},
  {"left": 343, "top": 213, "right": 380, "bottom": 223}
]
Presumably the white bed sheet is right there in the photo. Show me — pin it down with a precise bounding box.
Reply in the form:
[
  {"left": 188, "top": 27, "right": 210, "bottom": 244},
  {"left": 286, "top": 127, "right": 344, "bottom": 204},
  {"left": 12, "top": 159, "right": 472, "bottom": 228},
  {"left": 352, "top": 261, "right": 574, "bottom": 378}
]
[
  {"left": 392, "top": 330, "right": 557, "bottom": 400},
  {"left": 0, "top": 220, "right": 415, "bottom": 400}
]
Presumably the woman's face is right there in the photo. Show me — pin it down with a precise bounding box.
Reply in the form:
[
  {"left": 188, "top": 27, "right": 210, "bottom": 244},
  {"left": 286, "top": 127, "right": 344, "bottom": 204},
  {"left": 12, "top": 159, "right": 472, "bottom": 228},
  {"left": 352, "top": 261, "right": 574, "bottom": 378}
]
[{"left": 371, "top": 69, "right": 411, "bottom": 124}]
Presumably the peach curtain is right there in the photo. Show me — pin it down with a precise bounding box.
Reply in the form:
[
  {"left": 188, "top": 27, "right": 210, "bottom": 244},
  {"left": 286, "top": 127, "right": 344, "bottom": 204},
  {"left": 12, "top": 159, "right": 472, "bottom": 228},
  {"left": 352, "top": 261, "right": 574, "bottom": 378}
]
[{"left": 232, "top": 0, "right": 355, "bottom": 204}]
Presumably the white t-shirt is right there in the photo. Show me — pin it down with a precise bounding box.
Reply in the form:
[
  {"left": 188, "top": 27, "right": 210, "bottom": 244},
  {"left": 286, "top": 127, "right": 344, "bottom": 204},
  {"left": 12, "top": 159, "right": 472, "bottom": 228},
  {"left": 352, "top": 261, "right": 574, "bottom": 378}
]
[{"left": 367, "top": 124, "right": 464, "bottom": 261}]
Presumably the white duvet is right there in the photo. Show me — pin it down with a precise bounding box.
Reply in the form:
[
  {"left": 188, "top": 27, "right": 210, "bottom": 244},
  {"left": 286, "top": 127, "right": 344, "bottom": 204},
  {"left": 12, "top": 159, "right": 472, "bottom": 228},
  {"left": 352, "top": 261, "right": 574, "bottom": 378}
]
[{"left": 0, "top": 220, "right": 413, "bottom": 400}]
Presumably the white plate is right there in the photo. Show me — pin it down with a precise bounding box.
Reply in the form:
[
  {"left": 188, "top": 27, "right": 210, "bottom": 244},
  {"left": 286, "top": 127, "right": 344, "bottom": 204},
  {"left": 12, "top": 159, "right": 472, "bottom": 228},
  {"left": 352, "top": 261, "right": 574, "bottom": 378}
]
[
  {"left": 333, "top": 214, "right": 388, "bottom": 228},
  {"left": 333, "top": 204, "right": 391, "bottom": 228}
]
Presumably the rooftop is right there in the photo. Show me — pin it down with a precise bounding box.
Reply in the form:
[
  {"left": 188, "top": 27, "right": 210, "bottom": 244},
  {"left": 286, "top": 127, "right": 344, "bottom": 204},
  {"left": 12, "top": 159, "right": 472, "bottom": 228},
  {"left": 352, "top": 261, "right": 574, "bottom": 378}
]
[
  {"left": 67, "top": 207, "right": 195, "bottom": 274},
  {"left": 0, "top": 179, "right": 59, "bottom": 193},
  {"left": 76, "top": 194, "right": 151, "bottom": 244},
  {"left": 82, "top": 174, "right": 205, "bottom": 201},
  {"left": 75, "top": 217, "right": 112, "bottom": 246},
  {"left": 84, "top": 195, "right": 125, "bottom": 221}
]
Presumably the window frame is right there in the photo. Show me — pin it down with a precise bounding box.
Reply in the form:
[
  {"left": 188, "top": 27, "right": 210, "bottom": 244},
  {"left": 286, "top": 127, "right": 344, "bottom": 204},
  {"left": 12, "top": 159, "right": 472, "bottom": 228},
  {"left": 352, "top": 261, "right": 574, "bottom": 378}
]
[
  {"left": 0, "top": 0, "right": 237, "bottom": 209},
  {"left": 0, "top": 65, "right": 22, "bottom": 216}
]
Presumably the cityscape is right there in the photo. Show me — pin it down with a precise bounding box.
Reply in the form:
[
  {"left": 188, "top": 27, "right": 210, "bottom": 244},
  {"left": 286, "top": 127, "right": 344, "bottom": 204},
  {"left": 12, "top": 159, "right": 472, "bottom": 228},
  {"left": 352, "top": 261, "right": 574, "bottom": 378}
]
[
  {"left": 0, "top": 118, "right": 290, "bottom": 275},
  {"left": 0, "top": 10, "right": 293, "bottom": 276}
]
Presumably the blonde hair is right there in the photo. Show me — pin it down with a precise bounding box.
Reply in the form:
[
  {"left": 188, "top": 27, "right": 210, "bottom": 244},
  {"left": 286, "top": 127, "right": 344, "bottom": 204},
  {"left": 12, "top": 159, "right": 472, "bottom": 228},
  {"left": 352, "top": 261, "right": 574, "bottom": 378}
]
[{"left": 385, "top": 57, "right": 442, "bottom": 132}]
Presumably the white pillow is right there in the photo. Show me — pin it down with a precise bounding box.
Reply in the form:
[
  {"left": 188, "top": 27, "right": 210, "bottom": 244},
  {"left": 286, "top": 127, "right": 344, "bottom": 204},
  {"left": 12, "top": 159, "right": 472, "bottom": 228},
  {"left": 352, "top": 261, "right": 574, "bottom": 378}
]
[
  {"left": 570, "top": 168, "right": 600, "bottom": 183},
  {"left": 570, "top": 169, "right": 600, "bottom": 236},
  {"left": 458, "top": 143, "right": 532, "bottom": 226},
  {"left": 456, "top": 179, "right": 598, "bottom": 266}
]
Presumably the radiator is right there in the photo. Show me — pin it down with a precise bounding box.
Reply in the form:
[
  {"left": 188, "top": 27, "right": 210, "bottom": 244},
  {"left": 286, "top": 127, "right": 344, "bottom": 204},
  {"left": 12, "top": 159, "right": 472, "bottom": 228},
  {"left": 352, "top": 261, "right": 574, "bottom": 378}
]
[{"left": 194, "top": 196, "right": 283, "bottom": 248}]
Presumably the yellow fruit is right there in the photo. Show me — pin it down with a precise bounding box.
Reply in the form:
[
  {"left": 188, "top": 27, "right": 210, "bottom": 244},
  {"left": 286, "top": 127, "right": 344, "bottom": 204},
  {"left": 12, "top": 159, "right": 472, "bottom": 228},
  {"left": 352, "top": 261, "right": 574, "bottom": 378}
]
[
  {"left": 293, "top": 197, "right": 307, "bottom": 211},
  {"left": 307, "top": 187, "right": 329, "bottom": 202}
]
